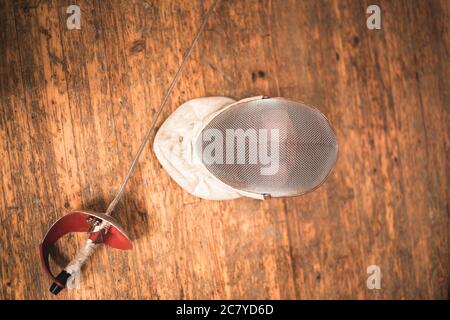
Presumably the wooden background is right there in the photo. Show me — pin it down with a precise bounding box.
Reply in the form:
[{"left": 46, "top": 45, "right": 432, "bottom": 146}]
[{"left": 0, "top": 0, "right": 448, "bottom": 299}]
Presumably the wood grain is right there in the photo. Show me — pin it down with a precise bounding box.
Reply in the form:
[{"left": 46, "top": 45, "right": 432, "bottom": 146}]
[{"left": 0, "top": 0, "right": 448, "bottom": 299}]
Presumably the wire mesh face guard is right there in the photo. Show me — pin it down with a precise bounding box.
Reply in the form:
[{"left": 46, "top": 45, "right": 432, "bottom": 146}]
[{"left": 195, "top": 97, "right": 338, "bottom": 197}]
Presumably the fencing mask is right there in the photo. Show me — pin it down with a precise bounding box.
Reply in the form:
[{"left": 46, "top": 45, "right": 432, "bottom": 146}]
[{"left": 153, "top": 96, "right": 338, "bottom": 200}]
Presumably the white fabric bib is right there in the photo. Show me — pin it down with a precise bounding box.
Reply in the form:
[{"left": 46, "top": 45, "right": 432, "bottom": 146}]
[{"left": 153, "top": 97, "right": 265, "bottom": 200}]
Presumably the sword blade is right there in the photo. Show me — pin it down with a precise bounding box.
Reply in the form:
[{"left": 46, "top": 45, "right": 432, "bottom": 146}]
[{"left": 105, "top": 0, "right": 221, "bottom": 217}]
